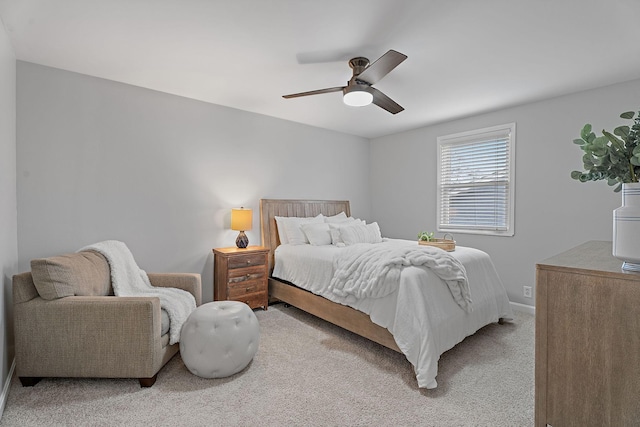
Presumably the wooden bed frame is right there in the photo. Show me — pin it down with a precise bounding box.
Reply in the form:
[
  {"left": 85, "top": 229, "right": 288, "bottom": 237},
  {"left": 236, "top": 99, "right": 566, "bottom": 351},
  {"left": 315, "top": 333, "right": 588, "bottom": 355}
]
[{"left": 260, "top": 198, "right": 401, "bottom": 352}]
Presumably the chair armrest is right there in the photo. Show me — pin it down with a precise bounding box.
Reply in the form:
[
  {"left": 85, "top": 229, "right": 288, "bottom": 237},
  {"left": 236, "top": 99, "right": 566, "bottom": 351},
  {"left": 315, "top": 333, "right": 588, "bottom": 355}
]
[
  {"left": 14, "top": 296, "right": 163, "bottom": 378},
  {"left": 12, "top": 272, "right": 38, "bottom": 304},
  {"left": 147, "top": 273, "right": 202, "bottom": 306}
]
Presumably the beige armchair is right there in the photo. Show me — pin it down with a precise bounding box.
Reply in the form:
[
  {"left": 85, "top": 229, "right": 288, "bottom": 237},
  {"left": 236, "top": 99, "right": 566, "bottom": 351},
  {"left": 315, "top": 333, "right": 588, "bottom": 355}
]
[{"left": 12, "top": 250, "right": 202, "bottom": 387}]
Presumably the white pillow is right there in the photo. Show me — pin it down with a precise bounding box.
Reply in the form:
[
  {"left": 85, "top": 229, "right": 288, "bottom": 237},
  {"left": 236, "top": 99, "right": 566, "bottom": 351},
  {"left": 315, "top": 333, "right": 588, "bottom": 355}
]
[
  {"left": 301, "top": 222, "right": 332, "bottom": 246},
  {"left": 339, "top": 222, "right": 383, "bottom": 245},
  {"left": 328, "top": 220, "right": 363, "bottom": 246},
  {"left": 277, "top": 214, "right": 324, "bottom": 245},
  {"left": 324, "top": 212, "right": 349, "bottom": 223},
  {"left": 274, "top": 216, "right": 290, "bottom": 245}
]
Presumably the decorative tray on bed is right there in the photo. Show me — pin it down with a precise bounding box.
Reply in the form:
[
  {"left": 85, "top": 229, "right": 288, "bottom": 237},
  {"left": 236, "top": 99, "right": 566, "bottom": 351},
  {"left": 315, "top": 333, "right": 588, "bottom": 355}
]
[{"left": 417, "top": 233, "right": 456, "bottom": 251}]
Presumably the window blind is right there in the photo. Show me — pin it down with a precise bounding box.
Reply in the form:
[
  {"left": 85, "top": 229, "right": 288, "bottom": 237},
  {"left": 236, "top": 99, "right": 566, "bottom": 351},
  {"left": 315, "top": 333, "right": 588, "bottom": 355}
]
[{"left": 437, "top": 123, "right": 515, "bottom": 236}]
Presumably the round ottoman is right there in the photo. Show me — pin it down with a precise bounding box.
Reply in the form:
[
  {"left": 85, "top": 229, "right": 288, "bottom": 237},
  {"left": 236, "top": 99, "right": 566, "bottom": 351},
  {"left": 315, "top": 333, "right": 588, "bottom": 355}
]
[{"left": 180, "top": 301, "right": 260, "bottom": 379}]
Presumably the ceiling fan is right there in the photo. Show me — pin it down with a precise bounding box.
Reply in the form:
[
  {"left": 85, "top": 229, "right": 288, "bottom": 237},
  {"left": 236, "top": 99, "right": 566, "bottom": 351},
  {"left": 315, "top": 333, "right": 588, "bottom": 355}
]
[{"left": 282, "top": 49, "right": 407, "bottom": 114}]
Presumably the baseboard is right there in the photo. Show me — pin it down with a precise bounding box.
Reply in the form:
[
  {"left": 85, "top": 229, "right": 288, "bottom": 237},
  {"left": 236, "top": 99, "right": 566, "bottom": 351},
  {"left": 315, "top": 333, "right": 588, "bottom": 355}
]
[
  {"left": 510, "top": 301, "right": 535, "bottom": 315},
  {"left": 0, "top": 358, "right": 15, "bottom": 419}
]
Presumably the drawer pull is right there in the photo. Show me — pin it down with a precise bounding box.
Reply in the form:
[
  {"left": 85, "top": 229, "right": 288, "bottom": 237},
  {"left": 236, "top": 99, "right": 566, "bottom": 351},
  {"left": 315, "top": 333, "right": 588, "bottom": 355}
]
[{"left": 246, "top": 287, "right": 251, "bottom": 292}]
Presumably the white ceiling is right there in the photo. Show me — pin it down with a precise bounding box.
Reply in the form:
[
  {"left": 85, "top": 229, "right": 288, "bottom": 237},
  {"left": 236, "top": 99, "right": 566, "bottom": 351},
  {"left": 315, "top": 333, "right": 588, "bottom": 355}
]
[{"left": 1, "top": 0, "right": 640, "bottom": 139}]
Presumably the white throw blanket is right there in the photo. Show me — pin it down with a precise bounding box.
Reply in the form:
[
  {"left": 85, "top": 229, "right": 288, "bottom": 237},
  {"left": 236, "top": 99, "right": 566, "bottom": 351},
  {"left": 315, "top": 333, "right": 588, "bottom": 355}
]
[
  {"left": 329, "top": 243, "right": 472, "bottom": 312},
  {"left": 79, "top": 240, "right": 196, "bottom": 345}
]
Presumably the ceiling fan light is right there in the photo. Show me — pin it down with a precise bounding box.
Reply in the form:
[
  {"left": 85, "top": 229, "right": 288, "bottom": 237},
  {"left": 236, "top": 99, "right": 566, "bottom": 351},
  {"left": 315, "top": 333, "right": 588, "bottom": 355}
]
[{"left": 343, "top": 85, "right": 373, "bottom": 107}]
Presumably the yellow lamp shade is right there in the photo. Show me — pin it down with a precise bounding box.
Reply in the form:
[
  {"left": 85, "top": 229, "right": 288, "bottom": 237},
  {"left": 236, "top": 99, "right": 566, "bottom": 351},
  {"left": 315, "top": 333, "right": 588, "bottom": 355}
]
[{"left": 231, "top": 208, "right": 253, "bottom": 231}]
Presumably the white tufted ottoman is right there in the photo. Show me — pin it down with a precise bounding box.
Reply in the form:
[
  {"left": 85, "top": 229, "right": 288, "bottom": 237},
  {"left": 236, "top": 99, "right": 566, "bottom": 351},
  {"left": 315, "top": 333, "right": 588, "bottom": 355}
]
[{"left": 180, "top": 301, "right": 260, "bottom": 379}]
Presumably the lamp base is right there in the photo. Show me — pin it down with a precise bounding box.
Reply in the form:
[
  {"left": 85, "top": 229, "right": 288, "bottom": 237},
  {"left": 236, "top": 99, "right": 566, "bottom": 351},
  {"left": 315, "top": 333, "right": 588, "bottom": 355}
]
[{"left": 235, "top": 231, "right": 249, "bottom": 248}]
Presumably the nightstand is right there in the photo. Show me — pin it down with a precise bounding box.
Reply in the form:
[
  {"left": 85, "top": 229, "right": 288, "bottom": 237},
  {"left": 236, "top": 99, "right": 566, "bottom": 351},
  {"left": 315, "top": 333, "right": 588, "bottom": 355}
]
[{"left": 213, "top": 246, "right": 269, "bottom": 310}]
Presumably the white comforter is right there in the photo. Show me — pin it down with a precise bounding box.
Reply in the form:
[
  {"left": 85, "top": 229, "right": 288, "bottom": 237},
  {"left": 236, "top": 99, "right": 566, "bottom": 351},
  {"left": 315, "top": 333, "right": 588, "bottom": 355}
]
[
  {"left": 330, "top": 243, "right": 472, "bottom": 312},
  {"left": 273, "top": 239, "right": 513, "bottom": 389}
]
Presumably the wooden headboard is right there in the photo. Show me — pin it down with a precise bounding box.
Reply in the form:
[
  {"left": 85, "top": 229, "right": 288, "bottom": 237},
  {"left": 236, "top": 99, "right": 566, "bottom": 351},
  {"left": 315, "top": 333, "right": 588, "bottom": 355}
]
[{"left": 260, "top": 199, "right": 350, "bottom": 271}]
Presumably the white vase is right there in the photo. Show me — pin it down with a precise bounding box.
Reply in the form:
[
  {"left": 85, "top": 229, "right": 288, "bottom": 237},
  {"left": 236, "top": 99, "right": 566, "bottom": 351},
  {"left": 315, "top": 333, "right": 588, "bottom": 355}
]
[{"left": 613, "top": 182, "right": 640, "bottom": 271}]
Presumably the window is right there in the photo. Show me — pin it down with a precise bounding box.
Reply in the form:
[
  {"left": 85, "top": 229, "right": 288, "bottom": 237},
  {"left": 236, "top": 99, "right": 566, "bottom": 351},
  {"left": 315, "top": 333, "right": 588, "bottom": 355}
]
[{"left": 437, "top": 123, "right": 515, "bottom": 236}]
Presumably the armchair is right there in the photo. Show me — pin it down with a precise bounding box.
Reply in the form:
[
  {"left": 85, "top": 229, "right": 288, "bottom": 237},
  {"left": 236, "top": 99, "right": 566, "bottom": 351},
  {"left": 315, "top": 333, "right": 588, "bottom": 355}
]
[{"left": 13, "top": 251, "right": 202, "bottom": 387}]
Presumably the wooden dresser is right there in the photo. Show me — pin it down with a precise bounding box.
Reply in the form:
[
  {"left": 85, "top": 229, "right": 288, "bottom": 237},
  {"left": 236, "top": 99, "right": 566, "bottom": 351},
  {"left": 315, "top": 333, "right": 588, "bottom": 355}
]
[
  {"left": 213, "top": 246, "right": 269, "bottom": 310},
  {"left": 535, "top": 241, "right": 640, "bottom": 426}
]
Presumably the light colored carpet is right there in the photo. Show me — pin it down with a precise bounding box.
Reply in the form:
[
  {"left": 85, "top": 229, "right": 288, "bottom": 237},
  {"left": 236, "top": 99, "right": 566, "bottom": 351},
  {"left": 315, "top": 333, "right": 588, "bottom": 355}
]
[{"left": 0, "top": 305, "right": 534, "bottom": 426}]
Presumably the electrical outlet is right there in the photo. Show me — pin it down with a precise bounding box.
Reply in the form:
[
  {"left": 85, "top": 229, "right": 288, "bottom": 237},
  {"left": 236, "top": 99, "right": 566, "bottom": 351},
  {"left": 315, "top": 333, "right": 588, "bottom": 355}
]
[{"left": 523, "top": 286, "right": 533, "bottom": 298}]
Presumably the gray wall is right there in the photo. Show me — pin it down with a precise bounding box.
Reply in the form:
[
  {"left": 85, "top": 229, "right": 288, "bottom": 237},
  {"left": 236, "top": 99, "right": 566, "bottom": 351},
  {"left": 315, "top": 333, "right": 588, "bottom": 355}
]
[
  {"left": 0, "top": 21, "right": 17, "bottom": 400},
  {"left": 16, "top": 62, "right": 371, "bottom": 303},
  {"left": 16, "top": 59, "right": 640, "bottom": 311},
  {"left": 370, "top": 78, "right": 640, "bottom": 306}
]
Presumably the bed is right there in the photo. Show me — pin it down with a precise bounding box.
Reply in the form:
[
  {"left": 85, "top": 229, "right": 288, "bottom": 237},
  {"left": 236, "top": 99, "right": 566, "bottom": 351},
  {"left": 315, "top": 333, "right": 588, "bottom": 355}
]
[{"left": 260, "top": 198, "right": 513, "bottom": 389}]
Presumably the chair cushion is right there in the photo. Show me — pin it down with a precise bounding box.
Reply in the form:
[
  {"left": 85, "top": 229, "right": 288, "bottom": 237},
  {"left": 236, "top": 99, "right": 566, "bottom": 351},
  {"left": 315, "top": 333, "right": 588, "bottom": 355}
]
[
  {"left": 161, "top": 308, "right": 170, "bottom": 336},
  {"left": 30, "top": 251, "right": 112, "bottom": 300}
]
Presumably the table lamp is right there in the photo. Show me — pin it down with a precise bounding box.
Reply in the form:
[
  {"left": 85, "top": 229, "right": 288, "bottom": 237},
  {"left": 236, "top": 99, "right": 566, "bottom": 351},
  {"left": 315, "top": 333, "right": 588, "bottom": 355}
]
[{"left": 231, "top": 207, "right": 252, "bottom": 248}]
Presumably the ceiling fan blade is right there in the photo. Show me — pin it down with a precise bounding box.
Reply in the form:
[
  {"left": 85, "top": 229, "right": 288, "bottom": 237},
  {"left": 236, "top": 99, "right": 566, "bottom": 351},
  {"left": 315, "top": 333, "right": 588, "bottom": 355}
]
[
  {"left": 356, "top": 50, "right": 407, "bottom": 85},
  {"left": 295, "top": 49, "right": 357, "bottom": 64},
  {"left": 283, "top": 86, "right": 345, "bottom": 99},
  {"left": 371, "top": 87, "right": 404, "bottom": 114}
]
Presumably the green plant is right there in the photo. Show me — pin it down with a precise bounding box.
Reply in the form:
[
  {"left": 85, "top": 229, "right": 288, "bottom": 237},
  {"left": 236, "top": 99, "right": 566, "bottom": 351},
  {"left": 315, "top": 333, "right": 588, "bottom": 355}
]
[
  {"left": 571, "top": 110, "right": 640, "bottom": 192},
  {"left": 418, "top": 231, "right": 434, "bottom": 241}
]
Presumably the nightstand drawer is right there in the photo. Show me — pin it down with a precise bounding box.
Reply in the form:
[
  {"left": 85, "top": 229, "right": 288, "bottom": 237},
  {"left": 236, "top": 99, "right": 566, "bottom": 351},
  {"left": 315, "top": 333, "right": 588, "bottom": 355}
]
[
  {"left": 227, "top": 265, "right": 266, "bottom": 282},
  {"left": 228, "top": 280, "right": 266, "bottom": 298},
  {"left": 228, "top": 253, "right": 266, "bottom": 269},
  {"left": 230, "top": 291, "right": 267, "bottom": 309}
]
